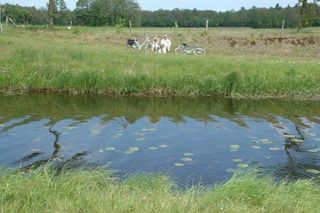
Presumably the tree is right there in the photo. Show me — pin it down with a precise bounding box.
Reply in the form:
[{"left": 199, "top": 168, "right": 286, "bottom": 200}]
[
  {"left": 55, "top": 0, "right": 69, "bottom": 25},
  {"left": 75, "top": 0, "right": 94, "bottom": 25},
  {"left": 298, "top": 0, "right": 308, "bottom": 30},
  {"left": 298, "top": 0, "right": 320, "bottom": 30},
  {"left": 48, "top": 0, "right": 55, "bottom": 29},
  {"left": 2, "top": 1, "right": 320, "bottom": 28},
  {"left": 75, "top": 0, "right": 141, "bottom": 27}
]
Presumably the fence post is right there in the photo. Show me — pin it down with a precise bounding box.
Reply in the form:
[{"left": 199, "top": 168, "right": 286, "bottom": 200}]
[
  {"left": 0, "top": 3, "right": 3, "bottom": 32},
  {"left": 129, "top": 20, "right": 132, "bottom": 33},
  {"left": 206, "top": 19, "right": 209, "bottom": 31},
  {"left": 281, "top": 19, "right": 285, "bottom": 31}
]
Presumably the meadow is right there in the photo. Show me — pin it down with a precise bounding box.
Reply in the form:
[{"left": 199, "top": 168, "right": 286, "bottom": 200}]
[{"left": 0, "top": 26, "right": 319, "bottom": 98}]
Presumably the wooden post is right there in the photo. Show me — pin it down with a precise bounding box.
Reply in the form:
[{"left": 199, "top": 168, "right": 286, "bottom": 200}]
[
  {"left": 48, "top": 0, "right": 54, "bottom": 30},
  {"left": 206, "top": 19, "right": 209, "bottom": 31},
  {"left": 281, "top": 19, "right": 285, "bottom": 31},
  {"left": 0, "top": 3, "right": 2, "bottom": 32},
  {"left": 7, "top": 16, "right": 18, "bottom": 27},
  {"left": 129, "top": 20, "right": 132, "bottom": 33}
]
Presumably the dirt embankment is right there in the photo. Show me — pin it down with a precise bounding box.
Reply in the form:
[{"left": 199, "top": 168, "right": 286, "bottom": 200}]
[{"left": 221, "top": 36, "right": 320, "bottom": 47}]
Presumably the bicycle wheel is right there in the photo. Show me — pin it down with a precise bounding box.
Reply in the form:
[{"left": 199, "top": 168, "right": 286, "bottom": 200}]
[
  {"left": 175, "top": 46, "right": 185, "bottom": 54},
  {"left": 144, "top": 43, "right": 153, "bottom": 52},
  {"left": 193, "top": 48, "right": 206, "bottom": 56}
]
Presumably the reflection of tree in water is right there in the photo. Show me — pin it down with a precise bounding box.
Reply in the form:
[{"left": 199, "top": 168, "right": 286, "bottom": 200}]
[
  {"left": 49, "top": 124, "right": 62, "bottom": 160},
  {"left": 271, "top": 121, "right": 320, "bottom": 180},
  {"left": 1, "top": 96, "right": 320, "bottom": 132},
  {"left": 16, "top": 123, "right": 89, "bottom": 172}
]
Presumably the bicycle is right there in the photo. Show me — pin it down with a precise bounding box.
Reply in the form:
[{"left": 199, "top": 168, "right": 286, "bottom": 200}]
[
  {"left": 128, "top": 34, "right": 152, "bottom": 51},
  {"left": 175, "top": 44, "right": 206, "bottom": 56}
]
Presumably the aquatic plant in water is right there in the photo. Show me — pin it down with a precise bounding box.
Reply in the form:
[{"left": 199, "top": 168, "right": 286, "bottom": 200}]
[
  {"left": 148, "top": 147, "right": 159, "bottom": 151},
  {"left": 125, "top": 147, "right": 139, "bottom": 154},
  {"left": 184, "top": 153, "right": 195, "bottom": 157},
  {"left": 229, "top": 145, "right": 240, "bottom": 152},
  {"left": 105, "top": 147, "right": 116, "bottom": 151},
  {"left": 181, "top": 157, "right": 192, "bottom": 162}
]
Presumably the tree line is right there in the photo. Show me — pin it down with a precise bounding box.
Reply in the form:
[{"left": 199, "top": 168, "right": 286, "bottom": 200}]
[{"left": 1, "top": 0, "right": 319, "bottom": 29}]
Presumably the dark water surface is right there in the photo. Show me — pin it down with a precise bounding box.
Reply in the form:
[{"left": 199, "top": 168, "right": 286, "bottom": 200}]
[{"left": 1, "top": 94, "right": 320, "bottom": 185}]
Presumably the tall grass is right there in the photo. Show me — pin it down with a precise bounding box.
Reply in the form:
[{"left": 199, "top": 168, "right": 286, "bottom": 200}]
[
  {"left": 1, "top": 167, "right": 320, "bottom": 212},
  {"left": 0, "top": 28, "right": 319, "bottom": 98}
]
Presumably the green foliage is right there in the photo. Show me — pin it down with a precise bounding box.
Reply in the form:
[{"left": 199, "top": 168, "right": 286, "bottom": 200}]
[
  {"left": 2, "top": 2, "right": 320, "bottom": 28},
  {"left": 297, "top": 0, "right": 320, "bottom": 30},
  {"left": 75, "top": 0, "right": 141, "bottom": 27},
  {"left": 140, "top": 5, "right": 320, "bottom": 28},
  {"left": 0, "top": 27, "right": 319, "bottom": 98},
  {"left": 114, "top": 18, "right": 125, "bottom": 33},
  {"left": 1, "top": 167, "right": 320, "bottom": 212}
]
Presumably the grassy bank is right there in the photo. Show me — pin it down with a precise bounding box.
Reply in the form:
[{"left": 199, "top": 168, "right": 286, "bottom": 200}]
[
  {"left": 1, "top": 167, "right": 320, "bottom": 212},
  {"left": 0, "top": 27, "right": 319, "bottom": 98}
]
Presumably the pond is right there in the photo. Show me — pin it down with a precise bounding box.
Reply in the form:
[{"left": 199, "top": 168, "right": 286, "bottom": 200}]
[{"left": 0, "top": 94, "right": 320, "bottom": 185}]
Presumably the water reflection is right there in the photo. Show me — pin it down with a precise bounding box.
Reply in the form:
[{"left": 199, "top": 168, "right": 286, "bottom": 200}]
[
  {"left": 0, "top": 94, "right": 319, "bottom": 184},
  {"left": 13, "top": 122, "right": 90, "bottom": 172},
  {"left": 0, "top": 95, "right": 319, "bottom": 129}
]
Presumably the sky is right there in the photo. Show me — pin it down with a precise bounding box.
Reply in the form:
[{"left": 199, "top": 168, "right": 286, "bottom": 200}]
[{"left": 0, "top": 0, "right": 299, "bottom": 11}]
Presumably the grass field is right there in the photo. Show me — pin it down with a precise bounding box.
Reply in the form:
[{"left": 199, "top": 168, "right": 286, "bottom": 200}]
[
  {"left": 1, "top": 167, "right": 320, "bottom": 212},
  {"left": 0, "top": 26, "right": 319, "bottom": 98}
]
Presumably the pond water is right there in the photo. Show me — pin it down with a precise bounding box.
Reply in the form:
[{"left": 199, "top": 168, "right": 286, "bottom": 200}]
[{"left": 0, "top": 94, "right": 320, "bottom": 185}]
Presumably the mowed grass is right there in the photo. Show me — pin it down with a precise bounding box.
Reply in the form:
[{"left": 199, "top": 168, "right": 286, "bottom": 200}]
[
  {"left": 0, "top": 27, "right": 319, "bottom": 98},
  {"left": 1, "top": 167, "right": 320, "bottom": 212}
]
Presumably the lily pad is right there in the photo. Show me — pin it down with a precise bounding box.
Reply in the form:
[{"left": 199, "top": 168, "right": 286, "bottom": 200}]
[
  {"left": 306, "top": 169, "right": 320, "bottom": 175},
  {"left": 113, "top": 133, "right": 123, "bottom": 138},
  {"left": 181, "top": 157, "right": 192, "bottom": 162},
  {"left": 184, "top": 153, "right": 195, "bottom": 157},
  {"left": 307, "top": 148, "right": 320, "bottom": 153},
  {"left": 269, "top": 147, "right": 281, "bottom": 151},
  {"left": 260, "top": 139, "right": 273, "bottom": 144},
  {"left": 105, "top": 147, "right": 116, "bottom": 151},
  {"left": 225, "top": 168, "right": 236, "bottom": 173},
  {"left": 32, "top": 138, "right": 42, "bottom": 142},
  {"left": 142, "top": 128, "right": 157, "bottom": 132},
  {"left": 148, "top": 147, "right": 158, "bottom": 151},
  {"left": 135, "top": 132, "right": 145, "bottom": 136},
  {"left": 251, "top": 145, "right": 261, "bottom": 150},
  {"left": 233, "top": 159, "right": 243, "bottom": 163},
  {"left": 291, "top": 138, "right": 304, "bottom": 144},
  {"left": 159, "top": 144, "right": 168, "bottom": 148},
  {"left": 91, "top": 129, "right": 101, "bottom": 135},
  {"left": 174, "top": 163, "right": 185, "bottom": 167},
  {"left": 65, "top": 126, "right": 76, "bottom": 130},
  {"left": 238, "top": 163, "right": 249, "bottom": 168},
  {"left": 230, "top": 144, "right": 240, "bottom": 149},
  {"left": 284, "top": 134, "right": 295, "bottom": 139},
  {"left": 229, "top": 144, "right": 240, "bottom": 152},
  {"left": 125, "top": 147, "right": 139, "bottom": 154}
]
